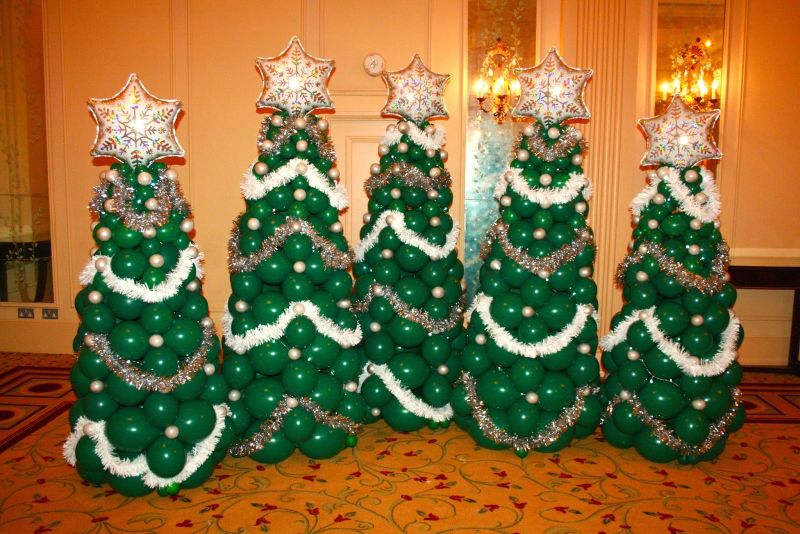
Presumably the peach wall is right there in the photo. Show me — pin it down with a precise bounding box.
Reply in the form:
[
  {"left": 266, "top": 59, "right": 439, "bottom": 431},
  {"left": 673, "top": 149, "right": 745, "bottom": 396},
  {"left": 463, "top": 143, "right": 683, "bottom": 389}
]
[{"left": 1, "top": 0, "right": 797, "bottom": 367}]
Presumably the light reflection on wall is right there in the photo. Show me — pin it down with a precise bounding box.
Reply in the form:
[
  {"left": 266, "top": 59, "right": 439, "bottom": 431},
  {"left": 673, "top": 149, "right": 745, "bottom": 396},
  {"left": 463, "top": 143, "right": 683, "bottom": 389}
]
[{"left": 464, "top": 0, "right": 537, "bottom": 300}]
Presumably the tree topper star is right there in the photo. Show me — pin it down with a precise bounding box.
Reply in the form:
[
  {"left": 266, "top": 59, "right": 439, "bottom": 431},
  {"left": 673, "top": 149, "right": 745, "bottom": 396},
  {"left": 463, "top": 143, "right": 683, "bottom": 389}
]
[
  {"left": 256, "top": 36, "right": 335, "bottom": 116},
  {"left": 639, "top": 94, "right": 721, "bottom": 168},
  {"left": 512, "top": 48, "right": 592, "bottom": 127},
  {"left": 381, "top": 55, "right": 449, "bottom": 124},
  {"left": 88, "top": 73, "right": 184, "bottom": 167}
]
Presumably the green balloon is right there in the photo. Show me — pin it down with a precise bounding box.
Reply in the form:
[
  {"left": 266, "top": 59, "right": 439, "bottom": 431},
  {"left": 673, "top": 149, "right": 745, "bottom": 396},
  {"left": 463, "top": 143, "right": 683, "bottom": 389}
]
[
  {"left": 75, "top": 436, "right": 104, "bottom": 471},
  {"left": 381, "top": 397, "right": 426, "bottom": 431},
  {"left": 106, "top": 373, "right": 149, "bottom": 405},
  {"left": 540, "top": 294, "right": 576, "bottom": 330},
  {"left": 674, "top": 407, "right": 710, "bottom": 445},
  {"left": 140, "top": 303, "right": 174, "bottom": 334},
  {"left": 461, "top": 343, "right": 491, "bottom": 376},
  {"left": 78, "top": 349, "right": 110, "bottom": 380},
  {"left": 222, "top": 353, "right": 255, "bottom": 389},
  {"left": 255, "top": 251, "right": 291, "bottom": 284},
  {"left": 626, "top": 320, "right": 655, "bottom": 352},
  {"left": 281, "top": 273, "right": 314, "bottom": 300},
  {"left": 305, "top": 335, "right": 341, "bottom": 369},
  {"left": 420, "top": 336, "right": 451, "bottom": 365},
  {"left": 172, "top": 371, "right": 207, "bottom": 402},
  {"left": 144, "top": 392, "right": 179, "bottom": 428},
  {"left": 106, "top": 407, "right": 158, "bottom": 452},
  {"left": 602, "top": 418, "right": 634, "bottom": 448},
  {"left": 83, "top": 391, "right": 119, "bottom": 421},
  {"left": 702, "top": 382, "right": 733, "bottom": 418},
  {"left": 388, "top": 353, "right": 429, "bottom": 390},
  {"left": 111, "top": 249, "right": 147, "bottom": 279},
  {"left": 338, "top": 391, "right": 367, "bottom": 423},
  {"left": 681, "top": 326, "right": 714, "bottom": 355},
  {"left": 249, "top": 341, "right": 288, "bottom": 375},
  {"left": 299, "top": 425, "right": 346, "bottom": 459},
  {"left": 142, "top": 347, "right": 179, "bottom": 377},
  {"left": 108, "top": 474, "right": 152, "bottom": 497},
  {"left": 568, "top": 354, "right": 599, "bottom": 386},
  {"left": 146, "top": 436, "right": 187, "bottom": 478},
  {"left": 396, "top": 277, "right": 428, "bottom": 308},
  {"left": 249, "top": 429, "right": 294, "bottom": 464},
  {"left": 422, "top": 374, "right": 452, "bottom": 406},
  {"left": 655, "top": 302, "right": 689, "bottom": 336},
  {"left": 644, "top": 348, "right": 682, "bottom": 380},
  {"left": 226, "top": 400, "right": 252, "bottom": 435},
  {"left": 109, "top": 321, "right": 149, "bottom": 360},
  {"left": 507, "top": 398, "right": 539, "bottom": 437},
  {"left": 395, "top": 244, "right": 428, "bottom": 272},
  {"left": 165, "top": 318, "right": 203, "bottom": 356},
  {"left": 361, "top": 374, "right": 391, "bottom": 407},
  {"left": 388, "top": 317, "right": 426, "bottom": 348},
  {"left": 201, "top": 374, "right": 228, "bottom": 405},
  {"left": 679, "top": 374, "right": 712, "bottom": 397},
  {"left": 252, "top": 291, "right": 289, "bottom": 325},
  {"left": 639, "top": 381, "right": 685, "bottom": 419},
  {"left": 230, "top": 272, "right": 261, "bottom": 301},
  {"left": 175, "top": 399, "right": 216, "bottom": 444},
  {"left": 82, "top": 304, "right": 116, "bottom": 333},
  {"left": 510, "top": 358, "right": 544, "bottom": 392},
  {"left": 612, "top": 402, "right": 644, "bottom": 434},
  {"left": 309, "top": 374, "right": 343, "bottom": 411},
  {"left": 243, "top": 378, "right": 284, "bottom": 419},
  {"left": 282, "top": 360, "right": 319, "bottom": 397},
  {"left": 477, "top": 369, "right": 518, "bottom": 410},
  {"left": 703, "top": 304, "right": 730, "bottom": 334},
  {"left": 634, "top": 429, "right": 678, "bottom": 463},
  {"left": 577, "top": 395, "right": 602, "bottom": 427},
  {"left": 537, "top": 372, "right": 576, "bottom": 412},
  {"left": 490, "top": 293, "right": 524, "bottom": 329},
  {"left": 285, "top": 316, "right": 316, "bottom": 348},
  {"left": 283, "top": 407, "right": 316, "bottom": 444},
  {"left": 618, "top": 360, "right": 649, "bottom": 391}
]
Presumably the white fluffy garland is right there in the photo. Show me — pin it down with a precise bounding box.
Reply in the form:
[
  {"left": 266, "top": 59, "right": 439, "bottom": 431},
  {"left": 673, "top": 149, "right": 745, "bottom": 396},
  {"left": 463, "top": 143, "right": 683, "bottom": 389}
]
[
  {"left": 63, "top": 403, "right": 229, "bottom": 489},
  {"left": 381, "top": 122, "right": 447, "bottom": 151},
  {"left": 353, "top": 210, "right": 460, "bottom": 262},
  {"left": 357, "top": 363, "right": 453, "bottom": 421},
  {"left": 240, "top": 158, "right": 349, "bottom": 210},
  {"left": 78, "top": 246, "right": 204, "bottom": 303},
  {"left": 494, "top": 168, "right": 592, "bottom": 205},
  {"left": 468, "top": 293, "right": 598, "bottom": 359},
  {"left": 222, "top": 300, "right": 362, "bottom": 354},
  {"left": 600, "top": 306, "right": 740, "bottom": 377},
  {"left": 630, "top": 166, "right": 721, "bottom": 223}
]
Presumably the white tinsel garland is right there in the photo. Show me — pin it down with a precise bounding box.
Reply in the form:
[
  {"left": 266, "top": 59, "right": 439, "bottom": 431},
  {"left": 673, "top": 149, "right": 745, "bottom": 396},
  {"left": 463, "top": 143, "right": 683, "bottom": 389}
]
[
  {"left": 240, "top": 158, "right": 349, "bottom": 210},
  {"left": 468, "top": 293, "right": 598, "bottom": 359},
  {"left": 78, "top": 246, "right": 203, "bottom": 303},
  {"left": 630, "top": 166, "right": 721, "bottom": 223},
  {"left": 357, "top": 363, "right": 453, "bottom": 421},
  {"left": 494, "top": 168, "right": 592, "bottom": 205},
  {"left": 63, "top": 403, "right": 229, "bottom": 489},
  {"left": 222, "top": 301, "right": 362, "bottom": 354},
  {"left": 600, "top": 306, "right": 740, "bottom": 377},
  {"left": 381, "top": 122, "right": 447, "bottom": 151},
  {"left": 353, "top": 210, "right": 460, "bottom": 262}
]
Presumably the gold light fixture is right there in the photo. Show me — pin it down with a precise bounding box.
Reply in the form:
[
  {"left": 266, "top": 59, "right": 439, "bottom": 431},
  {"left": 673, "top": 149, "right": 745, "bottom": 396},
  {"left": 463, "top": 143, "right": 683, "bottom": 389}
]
[
  {"left": 659, "top": 36, "right": 721, "bottom": 111},
  {"left": 473, "top": 38, "right": 520, "bottom": 123}
]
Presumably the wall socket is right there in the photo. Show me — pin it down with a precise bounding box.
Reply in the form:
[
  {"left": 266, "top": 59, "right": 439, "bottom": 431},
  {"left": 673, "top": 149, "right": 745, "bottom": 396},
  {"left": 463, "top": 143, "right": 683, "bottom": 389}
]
[
  {"left": 17, "top": 307, "right": 34, "bottom": 319},
  {"left": 42, "top": 308, "right": 59, "bottom": 319}
]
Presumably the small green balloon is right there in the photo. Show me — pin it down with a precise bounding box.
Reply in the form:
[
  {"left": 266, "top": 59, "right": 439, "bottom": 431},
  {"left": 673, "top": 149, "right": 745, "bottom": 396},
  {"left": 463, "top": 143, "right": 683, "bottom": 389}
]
[
  {"left": 388, "top": 317, "right": 427, "bottom": 348},
  {"left": 422, "top": 374, "right": 452, "bottom": 407},
  {"left": 106, "top": 373, "right": 149, "bottom": 405},
  {"left": 109, "top": 321, "right": 149, "bottom": 360},
  {"left": 309, "top": 374, "right": 343, "bottom": 411},
  {"left": 222, "top": 353, "right": 255, "bottom": 389},
  {"left": 146, "top": 436, "right": 187, "bottom": 478},
  {"left": 157, "top": 482, "right": 182, "bottom": 497},
  {"left": 82, "top": 304, "right": 116, "bottom": 333}
]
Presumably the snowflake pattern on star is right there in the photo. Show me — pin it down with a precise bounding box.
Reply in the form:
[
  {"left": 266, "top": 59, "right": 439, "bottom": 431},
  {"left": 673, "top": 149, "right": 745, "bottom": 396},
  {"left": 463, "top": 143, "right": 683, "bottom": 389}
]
[
  {"left": 639, "top": 95, "right": 721, "bottom": 168},
  {"left": 256, "top": 36, "right": 334, "bottom": 117},
  {"left": 512, "top": 48, "right": 592, "bottom": 127},
  {"left": 381, "top": 55, "right": 449, "bottom": 124},
  {"left": 88, "top": 73, "right": 183, "bottom": 167}
]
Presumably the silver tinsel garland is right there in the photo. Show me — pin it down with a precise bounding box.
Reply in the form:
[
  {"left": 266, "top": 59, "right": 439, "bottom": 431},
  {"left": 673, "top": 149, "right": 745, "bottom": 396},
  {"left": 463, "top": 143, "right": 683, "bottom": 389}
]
[
  {"left": 82, "top": 323, "right": 215, "bottom": 393},
  {"left": 228, "top": 395, "right": 362, "bottom": 457},
  {"left": 228, "top": 216, "right": 354, "bottom": 272},
  {"left": 617, "top": 240, "right": 729, "bottom": 294},
  {"left": 257, "top": 115, "right": 337, "bottom": 162},
  {"left": 480, "top": 221, "right": 595, "bottom": 276},
  {"left": 459, "top": 372, "right": 599, "bottom": 451},
  {"left": 522, "top": 125, "right": 588, "bottom": 162},
  {"left": 89, "top": 168, "right": 191, "bottom": 231},
  {"left": 351, "top": 284, "right": 465, "bottom": 335},
  {"left": 365, "top": 161, "right": 452, "bottom": 195},
  {"left": 601, "top": 387, "right": 742, "bottom": 456}
]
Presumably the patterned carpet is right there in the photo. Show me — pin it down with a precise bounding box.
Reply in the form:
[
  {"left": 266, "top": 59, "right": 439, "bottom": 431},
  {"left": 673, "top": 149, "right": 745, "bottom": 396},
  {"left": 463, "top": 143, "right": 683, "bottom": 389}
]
[{"left": 1, "top": 353, "right": 799, "bottom": 533}]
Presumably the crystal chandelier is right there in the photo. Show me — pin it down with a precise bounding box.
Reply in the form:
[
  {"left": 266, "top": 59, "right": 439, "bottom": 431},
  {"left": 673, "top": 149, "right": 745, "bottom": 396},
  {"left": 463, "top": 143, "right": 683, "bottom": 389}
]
[{"left": 659, "top": 36, "right": 721, "bottom": 111}]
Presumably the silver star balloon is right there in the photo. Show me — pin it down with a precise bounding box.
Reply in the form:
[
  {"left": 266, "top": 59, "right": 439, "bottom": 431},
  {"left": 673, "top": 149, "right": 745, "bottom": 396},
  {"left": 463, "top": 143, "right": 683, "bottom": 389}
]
[
  {"left": 639, "top": 94, "right": 721, "bottom": 168},
  {"left": 88, "top": 73, "right": 184, "bottom": 167},
  {"left": 512, "top": 48, "right": 592, "bottom": 127},
  {"left": 381, "top": 55, "right": 449, "bottom": 124},
  {"left": 256, "top": 36, "right": 335, "bottom": 116}
]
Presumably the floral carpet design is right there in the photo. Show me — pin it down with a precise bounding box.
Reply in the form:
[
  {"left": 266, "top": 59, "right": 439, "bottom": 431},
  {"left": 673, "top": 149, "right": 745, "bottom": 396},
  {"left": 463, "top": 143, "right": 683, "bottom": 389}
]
[{"left": 0, "top": 354, "right": 799, "bottom": 533}]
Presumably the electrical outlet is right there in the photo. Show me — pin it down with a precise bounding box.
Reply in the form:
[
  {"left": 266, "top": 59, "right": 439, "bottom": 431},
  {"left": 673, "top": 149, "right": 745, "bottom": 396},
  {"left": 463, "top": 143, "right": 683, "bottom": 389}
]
[
  {"left": 17, "top": 307, "right": 34, "bottom": 319},
  {"left": 42, "top": 308, "right": 58, "bottom": 319}
]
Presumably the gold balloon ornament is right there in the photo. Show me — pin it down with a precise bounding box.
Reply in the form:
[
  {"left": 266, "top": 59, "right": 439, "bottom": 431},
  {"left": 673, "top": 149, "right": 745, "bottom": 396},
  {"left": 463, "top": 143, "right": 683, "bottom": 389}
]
[
  {"left": 88, "top": 73, "right": 184, "bottom": 167},
  {"left": 256, "top": 36, "right": 335, "bottom": 116},
  {"left": 381, "top": 54, "right": 450, "bottom": 124},
  {"left": 512, "top": 48, "right": 592, "bottom": 127}
]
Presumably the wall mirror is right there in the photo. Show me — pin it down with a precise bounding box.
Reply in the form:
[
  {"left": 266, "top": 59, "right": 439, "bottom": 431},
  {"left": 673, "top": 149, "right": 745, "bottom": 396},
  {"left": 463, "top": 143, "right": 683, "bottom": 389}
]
[{"left": 0, "top": 0, "right": 52, "bottom": 303}]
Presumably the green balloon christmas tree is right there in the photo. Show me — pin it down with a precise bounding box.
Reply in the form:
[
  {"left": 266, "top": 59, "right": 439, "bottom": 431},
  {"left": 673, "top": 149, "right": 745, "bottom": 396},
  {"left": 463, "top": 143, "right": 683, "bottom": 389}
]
[
  {"left": 599, "top": 95, "right": 745, "bottom": 464},
  {"left": 221, "top": 37, "right": 365, "bottom": 462},
  {"left": 451, "top": 49, "right": 603, "bottom": 456},
  {"left": 353, "top": 55, "right": 467, "bottom": 432},
  {"left": 64, "top": 74, "right": 234, "bottom": 497}
]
